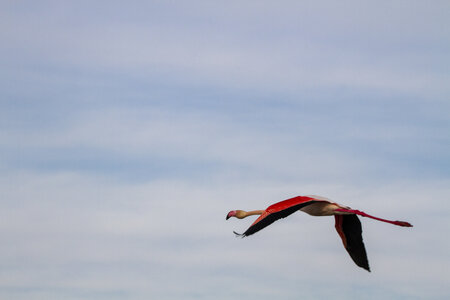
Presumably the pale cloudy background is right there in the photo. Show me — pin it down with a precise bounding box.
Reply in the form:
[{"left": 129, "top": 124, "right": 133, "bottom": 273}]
[{"left": 1, "top": 1, "right": 449, "bottom": 299}]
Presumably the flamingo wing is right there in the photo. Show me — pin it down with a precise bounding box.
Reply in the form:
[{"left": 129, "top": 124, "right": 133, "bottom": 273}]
[
  {"left": 335, "top": 214, "right": 370, "bottom": 272},
  {"left": 235, "top": 196, "right": 320, "bottom": 237}
]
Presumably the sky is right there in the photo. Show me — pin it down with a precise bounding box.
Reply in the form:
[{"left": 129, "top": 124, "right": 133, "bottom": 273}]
[{"left": 1, "top": 1, "right": 449, "bottom": 299}]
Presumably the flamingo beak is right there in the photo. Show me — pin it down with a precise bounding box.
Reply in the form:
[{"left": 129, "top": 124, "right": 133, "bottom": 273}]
[{"left": 226, "top": 211, "right": 236, "bottom": 220}]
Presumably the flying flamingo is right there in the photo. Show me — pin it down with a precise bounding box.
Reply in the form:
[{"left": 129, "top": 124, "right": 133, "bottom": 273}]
[{"left": 226, "top": 195, "right": 412, "bottom": 272}]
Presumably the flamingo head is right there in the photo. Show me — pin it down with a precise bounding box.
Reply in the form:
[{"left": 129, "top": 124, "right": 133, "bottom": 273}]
[
  {"left": 226, "top": 210, "right": 246, "bottom": 220},
  {"left": 226, "top": 210, "right": 237, "bottom": 220}
]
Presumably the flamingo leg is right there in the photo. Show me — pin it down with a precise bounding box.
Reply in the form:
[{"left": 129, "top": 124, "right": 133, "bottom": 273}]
[{"left": 335, "top": 209, "right": 413, "bottom": 227}]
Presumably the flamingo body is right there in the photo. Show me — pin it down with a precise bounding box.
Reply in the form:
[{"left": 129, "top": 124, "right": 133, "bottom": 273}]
[{"left": 226, "top": 195, "right": 412, "bottom": 272}]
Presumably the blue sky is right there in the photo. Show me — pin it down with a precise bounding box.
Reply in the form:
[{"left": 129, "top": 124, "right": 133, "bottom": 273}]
[{"left": 1, "top": 1, "right": 449, "bottom": 299}]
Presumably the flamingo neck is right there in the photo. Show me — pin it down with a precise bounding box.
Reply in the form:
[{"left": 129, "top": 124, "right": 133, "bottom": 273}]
[
  {"left": 236, "top": 210, "right": 264, "bottom": 219},
  {"left": 245, "top": 210, "right": 265, "bottom": 217}
]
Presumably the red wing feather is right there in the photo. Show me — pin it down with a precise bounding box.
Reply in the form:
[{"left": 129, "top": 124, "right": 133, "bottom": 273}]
[
  {"left": 236, "top": 196, "right": 318, "bottom": 237},
  {"left": 265, "top": 196, "right": 317, "bottom": 212}
]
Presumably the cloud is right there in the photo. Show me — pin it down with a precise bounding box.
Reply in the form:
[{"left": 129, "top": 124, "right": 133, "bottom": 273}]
[
  {"left": 2, "top": 1, "right": 449, "bottom": 98},
  {"left": 1, "top": 1, "right": 450, "bottom": 299},
  {"left": 1, "top": 170, "right": 449, "bottom": 299}
]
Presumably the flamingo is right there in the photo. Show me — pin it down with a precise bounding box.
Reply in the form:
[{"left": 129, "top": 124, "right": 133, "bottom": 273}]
[{"left": 226, "top": 195, "right": 412, "bottom": 272}]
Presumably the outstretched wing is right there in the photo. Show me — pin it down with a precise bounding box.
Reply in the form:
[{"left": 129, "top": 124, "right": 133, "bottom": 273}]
[
  {"left": 236, "top": 196, "right": 319, "bottom": 237},
  {"left": 335, "top": 214, "right": 370, "bottom": 272}
]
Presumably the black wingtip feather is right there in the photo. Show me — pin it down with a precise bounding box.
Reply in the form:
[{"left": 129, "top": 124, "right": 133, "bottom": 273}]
[
  {"left": 233, "top": 231, "right": 245, "bottom": 238},
  {"left": 340, "top": 215, "right": 371, "bottom": 272}
]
